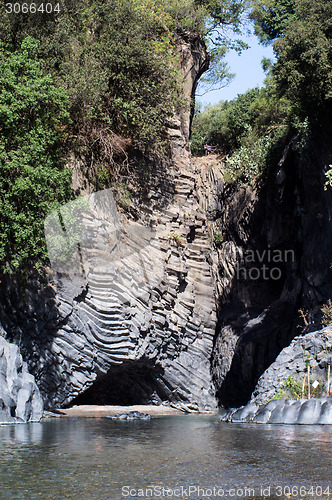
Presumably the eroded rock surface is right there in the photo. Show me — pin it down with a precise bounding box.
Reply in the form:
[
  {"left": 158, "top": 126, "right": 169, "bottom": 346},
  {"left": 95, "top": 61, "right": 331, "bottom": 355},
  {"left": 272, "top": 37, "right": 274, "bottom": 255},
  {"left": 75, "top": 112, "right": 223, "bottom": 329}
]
[
  {"left": 1, "top": 36, "right": 332, "bottom": 415},
  {"left": 0, "top": 154, "right": 217, "bottom": 412},
  {"left": 222, "top": 398, "right": 332, "bottom": 425},
  {"left": 0, "top": 332, "right": 43, "bottom": 423},
  {"left": 222, "top": 326, "right": 332, "bottom": 424}
]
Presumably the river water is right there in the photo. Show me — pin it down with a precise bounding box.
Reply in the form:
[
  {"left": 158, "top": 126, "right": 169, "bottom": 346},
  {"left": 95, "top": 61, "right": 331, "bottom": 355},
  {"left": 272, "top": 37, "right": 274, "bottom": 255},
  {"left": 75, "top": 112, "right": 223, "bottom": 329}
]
[{"left": 0, "top": 414, "right": 331, "bottom": 500}]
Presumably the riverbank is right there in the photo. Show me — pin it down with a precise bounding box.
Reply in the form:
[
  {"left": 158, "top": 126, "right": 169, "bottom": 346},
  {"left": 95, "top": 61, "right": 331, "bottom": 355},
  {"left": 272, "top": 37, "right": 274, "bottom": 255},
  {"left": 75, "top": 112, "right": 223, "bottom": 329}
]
[{"left": 56, "top": 405, "right": 189, "bottom": 417}]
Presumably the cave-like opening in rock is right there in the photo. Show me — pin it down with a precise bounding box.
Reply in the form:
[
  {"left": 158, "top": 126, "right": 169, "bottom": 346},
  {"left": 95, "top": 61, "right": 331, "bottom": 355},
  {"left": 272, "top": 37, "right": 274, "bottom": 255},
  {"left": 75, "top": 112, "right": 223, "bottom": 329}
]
[{"left": 69, "top": 360, "right": 170, "bottom": 406}]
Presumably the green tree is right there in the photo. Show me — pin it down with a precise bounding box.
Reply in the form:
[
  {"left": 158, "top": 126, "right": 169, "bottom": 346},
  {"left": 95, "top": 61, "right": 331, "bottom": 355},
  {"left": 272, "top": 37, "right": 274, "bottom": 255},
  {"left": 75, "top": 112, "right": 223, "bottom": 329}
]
[
  {"left": 196, "top": 0, "right": 250, "bottom": 33},
  {"left": 0, "top": 1, "right": 251, "bottom": 273},
  {"left": 191, "top": 84, "right": 290, "bottom": 154},
  {"left": 0, "top": 37, "right": 72, "bottom": 272},
  {"left": 0, "top": 0, "right": 249, "bottom": 157},
  {"left": 191, "top": 80, "right": 291, "bottom": 185},
  {"left": 272, "top": 0, "right": 332, "bottom": 118},
  {"left": 197, "top": 45, "right": 235, "bottom": 96},
  {"left": 250, "top": 0, "right": 297, "bottom": 42},
  {"left": 251, "top": 0, "right": 332, "bottom": 119}
]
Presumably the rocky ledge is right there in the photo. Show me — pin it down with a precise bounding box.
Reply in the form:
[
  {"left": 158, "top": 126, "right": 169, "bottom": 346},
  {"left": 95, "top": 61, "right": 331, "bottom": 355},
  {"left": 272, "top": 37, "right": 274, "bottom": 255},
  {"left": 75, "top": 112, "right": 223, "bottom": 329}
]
[
  {"left": 250, "top": 326, "right": 332, "bottom": 404},
  {"left": 221, "top": 397, "right": 332, "bottom": 425},
  {"left": 0, "top": 333, "right": 43, "bottom": 423},
  {"left": 221, "top": 326, "right": 332, "bottom": 425}
]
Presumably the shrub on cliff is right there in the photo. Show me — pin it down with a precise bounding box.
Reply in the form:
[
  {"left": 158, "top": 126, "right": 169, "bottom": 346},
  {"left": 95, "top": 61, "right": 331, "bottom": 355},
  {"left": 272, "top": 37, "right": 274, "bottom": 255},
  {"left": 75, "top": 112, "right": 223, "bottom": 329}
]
[
  {"left": 0, "top": 0, "right": 248, "bottom": 273},
  {"left": 0, "top": 0, "right": 248, "bottom": 160},
  {"left": 0, "top": 37, "right": 72, "bottom": 272}
]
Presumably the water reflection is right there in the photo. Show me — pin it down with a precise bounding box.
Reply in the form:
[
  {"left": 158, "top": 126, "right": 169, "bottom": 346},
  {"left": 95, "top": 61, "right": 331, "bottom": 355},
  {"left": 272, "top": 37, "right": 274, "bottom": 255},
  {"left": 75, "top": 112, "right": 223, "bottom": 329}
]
[
  {"left": 0, "top": 422, "right": 44, "bottom": 445},
  {"left": 0, "top": 416, "right": 331, "bottom": 500}
]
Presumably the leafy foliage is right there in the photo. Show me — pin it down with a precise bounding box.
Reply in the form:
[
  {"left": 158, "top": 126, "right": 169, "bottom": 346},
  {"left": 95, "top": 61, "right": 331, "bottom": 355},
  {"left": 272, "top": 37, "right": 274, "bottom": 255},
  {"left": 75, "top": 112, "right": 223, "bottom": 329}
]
[
  {"left": 212, "top": 231, "right": 224, "bottom": 246},
  {"left": 321, "top": 299, "right": 332, "bottom": 328},
  {"left": 0, "top": 1, "right": 179, "bottom": 158},
  {"left": 251, "top": 0, "right": 332, "bottom": 120},
  {"left": 196, "top": 0, "right": 250, "bottom": 34},
  {"left": 0, "top": 37, "right": 72, "bottom": 272},
  {"left": 274, "top": 374, "right": 325, "bottom": 400},
  {"left": 250, "top": 0, "right": 297, "bottom": 42},
  {"left": 324, "top": 166, "right": 332, "bottom": 191},
  {"left": 224, "top": 133, "right": 272, "bottom": 183},
  {"left": 197, "top": 45, "right": 235, "bottom": 96},
  {"left": 0, "top": 0, "right": 249, "bottom": 156},
  {"left": 272, "top": 0, "right": 332, "bottom": 119},
  {"left": 0, "top": 0, "right": 249, "bottom": 273},
  {"left": 191, "top": 82, "right": 291, "bottom": 183}
]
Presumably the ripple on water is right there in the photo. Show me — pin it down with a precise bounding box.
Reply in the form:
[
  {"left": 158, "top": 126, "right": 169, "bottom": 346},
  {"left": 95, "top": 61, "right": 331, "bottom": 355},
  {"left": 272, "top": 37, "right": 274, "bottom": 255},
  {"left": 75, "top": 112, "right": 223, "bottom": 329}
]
[{"left": 0, "top": 415, "right": 331, "bottom": 500}]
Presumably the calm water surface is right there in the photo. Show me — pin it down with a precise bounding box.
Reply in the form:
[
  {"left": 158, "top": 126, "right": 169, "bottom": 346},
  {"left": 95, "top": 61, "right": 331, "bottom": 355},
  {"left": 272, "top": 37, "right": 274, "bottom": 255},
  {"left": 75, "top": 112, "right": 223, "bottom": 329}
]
[{"left": 0, "top": 414, "right": 331, "bottom": 500}]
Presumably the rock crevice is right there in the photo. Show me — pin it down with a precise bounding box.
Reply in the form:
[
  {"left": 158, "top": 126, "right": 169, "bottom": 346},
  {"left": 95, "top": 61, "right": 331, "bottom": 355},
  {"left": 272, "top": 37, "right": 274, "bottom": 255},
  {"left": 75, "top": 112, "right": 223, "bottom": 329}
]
[{"left": 208, "top": 131, "right": 332, "bottom": 408}]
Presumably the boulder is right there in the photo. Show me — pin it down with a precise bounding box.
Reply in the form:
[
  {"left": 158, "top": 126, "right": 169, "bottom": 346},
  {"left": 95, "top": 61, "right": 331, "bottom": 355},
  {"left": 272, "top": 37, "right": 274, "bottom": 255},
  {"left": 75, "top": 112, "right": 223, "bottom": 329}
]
[
  {"left": 108, "top": 411, "right": 151, "bottom": 421},
  {"left": 250, "top": 327, "right": 332, "bottom": 405},
  {"left": 0, "top": 334, "right": 43, "bottom": 423}
]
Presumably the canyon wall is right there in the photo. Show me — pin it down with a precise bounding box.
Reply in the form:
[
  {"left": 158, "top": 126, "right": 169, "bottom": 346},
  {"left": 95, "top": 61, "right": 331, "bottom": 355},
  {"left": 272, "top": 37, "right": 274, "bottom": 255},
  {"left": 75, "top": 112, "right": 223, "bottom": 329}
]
[
  {"left": 209, "top": 130, "right": 332, "bottom": 407},
  {"left": 1, "top": 34, "right": 332, "bottom": 413},
  {"left": 0, "top": 35, "right": 219, "bottom": 412}
]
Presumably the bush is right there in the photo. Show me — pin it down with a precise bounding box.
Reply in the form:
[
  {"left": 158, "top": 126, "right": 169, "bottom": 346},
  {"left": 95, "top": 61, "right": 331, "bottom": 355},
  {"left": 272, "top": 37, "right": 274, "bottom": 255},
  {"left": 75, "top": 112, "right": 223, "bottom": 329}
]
[
  {"left": 324, "top": 165, "right": 332, "bottom": 191},
  {"left": 0, "top": 0, "right": 248, "bottom": 161},
  {"left": 191, "top": 84, "right": 291, "bottom": 158},
  {"left": 274, "top": 375, "right": 324, "bottom": 400},
  {"left": 191, "top": 89, "right": 263, "bottom": 155},
  {"left": 213, "top": 231, "right": 224, "bottom": 246},
  {"left": 0, "top": 37, "right": 72, "bottom": 272},
  {"left": 321, "top": 299, "right": 332, "bottom": 327},
  {"left": 224, "top": 133, "right": 273, "bottom": 184}
]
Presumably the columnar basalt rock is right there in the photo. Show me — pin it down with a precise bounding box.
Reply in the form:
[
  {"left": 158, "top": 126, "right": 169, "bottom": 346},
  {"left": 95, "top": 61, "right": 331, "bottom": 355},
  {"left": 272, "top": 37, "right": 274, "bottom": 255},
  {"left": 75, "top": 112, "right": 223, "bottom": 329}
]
[
  {"left": 0, "top": 35, "right": 217, "bottom": 412},
  {"left": 220, "top": 322, "right": 332, "bottom": 424},
  {"left": 47, "top": 158, "right": 217, "bottom": 410},
  {"left": 222, "top": 397, "right": 332, "bottom": 425},
  {"left": 3, "top": 35, "right": 331, "bottom": 415},
  {"left": 0, "top": 156, "right": 218, "bottom": 411},
  {"left": 0, "top": 332, "right": 43, "bottom": 423},
  {"left": 249, "top": 326, "right": 332, "bottom": 404}
]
